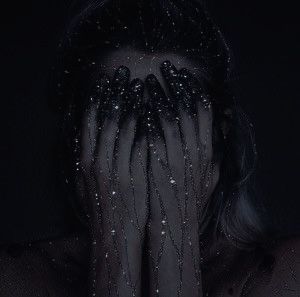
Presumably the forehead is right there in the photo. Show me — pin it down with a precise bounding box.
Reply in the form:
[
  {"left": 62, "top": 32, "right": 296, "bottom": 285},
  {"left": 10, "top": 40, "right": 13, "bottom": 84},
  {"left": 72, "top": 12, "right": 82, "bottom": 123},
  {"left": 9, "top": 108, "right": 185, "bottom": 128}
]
[{"left": 98, "top": 46, "right": 198, "bottom": 89}]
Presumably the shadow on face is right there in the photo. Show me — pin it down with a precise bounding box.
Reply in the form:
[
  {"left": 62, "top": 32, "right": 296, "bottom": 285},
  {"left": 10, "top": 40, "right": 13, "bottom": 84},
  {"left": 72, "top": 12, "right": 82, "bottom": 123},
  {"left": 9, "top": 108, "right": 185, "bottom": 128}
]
[{"left": 97, "top": 46, "right": 199, "bottom": 101}]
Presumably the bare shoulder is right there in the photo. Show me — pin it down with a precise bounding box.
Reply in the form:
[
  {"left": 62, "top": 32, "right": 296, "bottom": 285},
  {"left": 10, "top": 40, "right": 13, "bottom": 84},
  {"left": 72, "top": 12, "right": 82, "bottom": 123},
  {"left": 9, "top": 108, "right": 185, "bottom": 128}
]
[
  {"left": 268, "top": 236, "right": 300, "bottom": 279},
  {"left": 244, "top": 236, "right": 300, "bottom": 297},
  {"left": 269, "top": 237, "right": 300, "bottom": 287},
  {"left": 0, "top": 232, "right": 88, "bottom": 297}
]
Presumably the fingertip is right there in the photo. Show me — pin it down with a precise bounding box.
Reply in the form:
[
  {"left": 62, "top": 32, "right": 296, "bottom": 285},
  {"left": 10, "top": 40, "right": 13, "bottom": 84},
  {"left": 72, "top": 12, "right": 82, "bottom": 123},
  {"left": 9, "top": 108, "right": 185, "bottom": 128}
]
[
  {"left": 145, "top": 74, "right": 165, "bottom": 103},
  {"left": 161, "top": 60, "right": 172, "bottom": 69},
  {"left": 112, "top": 65, "right": 130, "bottom": 91},
  {"left": 160, "top": 60, "right": 178, "bottom": 78},
  {"left": 145, "top": 74, "right": 158, "bottom": 85},
  {"left": 130, "top": 78, "right": 144, "bottom": 94},
  {"left": 129, "top": 78, "right": 144, "bottom": 111},
  {"left": 115, "top": 65, "right": 130, "bottom": 78}
]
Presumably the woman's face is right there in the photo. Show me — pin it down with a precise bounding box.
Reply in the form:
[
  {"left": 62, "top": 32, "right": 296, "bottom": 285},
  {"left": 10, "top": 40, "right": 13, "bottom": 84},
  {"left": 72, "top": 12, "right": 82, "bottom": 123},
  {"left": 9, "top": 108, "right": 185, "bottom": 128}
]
[{"left": 96, "top": 46, "right": 220, "bottom": 201}]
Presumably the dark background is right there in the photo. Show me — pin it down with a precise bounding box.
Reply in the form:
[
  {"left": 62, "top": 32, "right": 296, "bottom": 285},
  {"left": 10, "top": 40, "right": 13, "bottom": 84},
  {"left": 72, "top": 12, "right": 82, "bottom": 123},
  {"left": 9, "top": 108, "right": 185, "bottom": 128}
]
[{"left": 1, "top": 1, "right": 299, "bottom": 244}]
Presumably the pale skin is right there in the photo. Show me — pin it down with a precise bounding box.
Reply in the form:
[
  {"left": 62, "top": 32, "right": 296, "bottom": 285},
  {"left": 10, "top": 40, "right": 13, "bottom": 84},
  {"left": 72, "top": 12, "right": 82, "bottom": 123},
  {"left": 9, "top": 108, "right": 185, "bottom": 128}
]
[
  {"left": 75, "top": 49, "right": 221, "bottom": 296},
  {"left": 0, "top": 51, "right": 299, "bottom": 297}
]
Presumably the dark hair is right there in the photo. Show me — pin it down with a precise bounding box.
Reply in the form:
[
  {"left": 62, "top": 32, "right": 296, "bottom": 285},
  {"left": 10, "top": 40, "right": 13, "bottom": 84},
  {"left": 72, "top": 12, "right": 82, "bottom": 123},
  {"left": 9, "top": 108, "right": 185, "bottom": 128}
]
[{"left": 49, "top": 0, "right": 267, "bottom": 249}]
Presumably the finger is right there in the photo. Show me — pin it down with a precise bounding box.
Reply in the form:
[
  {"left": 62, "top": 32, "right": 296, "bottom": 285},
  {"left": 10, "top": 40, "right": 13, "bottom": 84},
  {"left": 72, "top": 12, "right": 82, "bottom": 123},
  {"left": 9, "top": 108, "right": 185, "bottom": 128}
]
[
  {"left": 130, "top": 124, "right": 148, "bottom": 231},
  {"left": 96, "top": 66, "right": 130, "bottom": 180},
  {"left": 113, "top": 78, "right": 145, "bottom": 226},
  {"left": 88, "top": 73, "right": 110, "bottom": 105},
  {"left": 83, "top": 74, "right": 111, "bottom": 162},
  {"left": 161, "top": 61, "right": 199, "bottom": 191},
  {"left": 92, "top": 70, "right": 132, "bottom": 297},
  {"left": 115, "top": 129, "right": 148, "bottom": 292},
  {"left": 81, "top": 74, "right": 111, "bottom": 167},
  {"left": 146, "top": 101, "right": 184, "bottom": 251},
  {"left": 125, "top": 78, "right": 144, "bottom": 115},
  {"left": 178, "top": 68, "right": 211, "bottom": 110},
  {"left": 160, "top": 65, "right": 212, "bottom": 229},
  {"left": 110, "top": 65, "right": 130, "bottom": 115},
  {"left": 161, "top": 68, "right": 199, "bottom": 180},
  {"left": 112, "top": 65, "right": 130, "bottom": 92},
  {"left": 178, "top": 71, "right": 215, "bottom": 222},
  {"left": 160, "top": 64, "right": 199, "bottom": 172},
  {"left": 95, "top": 79, "right": 146, "bottom": 296},
  {"left": 95, "top": 74, "right": 111, "bottom": 116},
  {"left": 69, "top": 128, "right": 91, "bottom": 226},
  {"left": 157, "top": 64, "right": 203, "bottom": 251},
  {"left": 146, "top": 107, "right": 190, "bottom": 295},
  {"left": 81, "top": 102, "right": 98, "bottom": 168},
  {"left": 145, "top": 74, "right": 174, "bottom": 121},
  {"left": 177, "top": 68, "right": 197, "bottom": 111},
  {"left": 178, "top": 68, "right": 202, "bottom": 96},
  {"left": 160, "top": 60, "right": 186, "bottom": 105},
  {"left": 79, "top": 75, "right": 113, "bottom": 229},
  {"left": 94, "top": 66, "right": 130, "bottom": 194},
  {"left": 161, "top": 64, "right": 208, "bottom": 226},
  {"left": 146, "top": 74, "right": 185, "bottom": 202},
  {"left": 179, "top": 68, "right": 213, "bottom": 161}
]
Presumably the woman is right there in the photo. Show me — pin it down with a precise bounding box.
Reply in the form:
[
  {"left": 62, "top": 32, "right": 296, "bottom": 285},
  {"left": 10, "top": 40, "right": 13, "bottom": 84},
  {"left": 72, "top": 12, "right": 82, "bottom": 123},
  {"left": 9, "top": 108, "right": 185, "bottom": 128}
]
[{"left": 1, "top": 0, "right": 299, "bottom": 296}]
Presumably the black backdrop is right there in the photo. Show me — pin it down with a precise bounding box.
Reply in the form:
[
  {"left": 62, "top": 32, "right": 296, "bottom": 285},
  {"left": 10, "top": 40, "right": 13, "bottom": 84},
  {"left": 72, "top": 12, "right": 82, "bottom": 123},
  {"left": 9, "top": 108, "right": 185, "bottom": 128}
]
[{"left": 1, "top": 1, "right": 299, "bottom": 244}]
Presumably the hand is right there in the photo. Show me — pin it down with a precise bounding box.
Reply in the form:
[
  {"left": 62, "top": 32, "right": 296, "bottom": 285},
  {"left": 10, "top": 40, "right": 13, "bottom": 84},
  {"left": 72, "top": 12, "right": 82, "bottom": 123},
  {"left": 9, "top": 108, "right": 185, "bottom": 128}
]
[
  {"left": 144, "top": 61, "right": 220, "bottom": 296},
  {"left": 75, "top": 66, "right": 149, "bottom": 297}
]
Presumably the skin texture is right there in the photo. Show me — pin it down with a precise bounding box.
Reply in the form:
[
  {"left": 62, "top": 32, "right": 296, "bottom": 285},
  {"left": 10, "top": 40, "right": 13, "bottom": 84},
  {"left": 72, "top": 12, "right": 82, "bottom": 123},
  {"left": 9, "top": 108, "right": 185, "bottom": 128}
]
[
  {"left": 74, "top": 59, "right": 220, "bottom": 296},
  {"left": 97, "top": 47, "right": 202, "bottom": 102},
  {"left": 77, "top": 66, "right": 149, "bottom": 296},
  {"left": 0, "top": 231, "right": 89, "bottom": 297},
  {"left": 145, "top": 62, "right": 219, "bottom": 296},
  {"left": 0, "top": 232, "right": 299, "bottom": 296},
  {"left": 0, "top": 58, "right": 299, "bottom": 296}
]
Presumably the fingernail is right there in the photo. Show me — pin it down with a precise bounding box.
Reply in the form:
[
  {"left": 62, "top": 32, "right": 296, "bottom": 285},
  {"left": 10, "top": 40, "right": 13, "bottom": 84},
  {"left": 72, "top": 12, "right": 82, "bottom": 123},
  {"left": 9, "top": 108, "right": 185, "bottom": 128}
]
[
  {"left": 132, "top": 78, "right": 144, "bottom": 92},
  {"left": 161, "top": 60, "right": 172, "bottom": 69},
  {"left": 145, "top": 74, "right": 157, "bottom": 85},
  {"left": 161, "top": 60, "right": 177, "bottom": 77},
  {"left": 116, "top": 65, "right": 130, "bottom": 77}
]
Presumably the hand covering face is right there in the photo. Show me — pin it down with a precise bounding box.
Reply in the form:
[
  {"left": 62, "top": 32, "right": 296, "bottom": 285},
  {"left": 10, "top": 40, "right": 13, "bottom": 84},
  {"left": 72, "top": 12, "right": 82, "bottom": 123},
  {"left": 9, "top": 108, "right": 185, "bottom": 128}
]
[
  {"left": 75, "top": 66, "right": 148, "bottom": 296},
  {"left": 144, "top": 61, "right": 219, "bottom": 297},
  {"left": 73, "top": 61, "right": 219, "bottom": 297}
]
